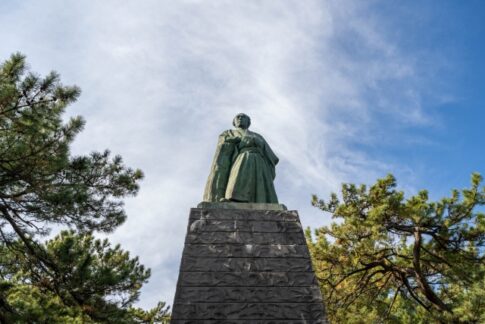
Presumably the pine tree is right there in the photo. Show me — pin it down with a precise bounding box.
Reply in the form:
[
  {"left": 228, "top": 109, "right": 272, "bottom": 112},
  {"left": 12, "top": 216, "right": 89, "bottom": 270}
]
[
  {"left": 1, "top": 231, "right": 170, "bottom": 323},
  {"left": 0, "top": 53, "right": 169, "bottom": 322},
  {"left": 309, "top": 174, "right": 485, "bottom": 323}
]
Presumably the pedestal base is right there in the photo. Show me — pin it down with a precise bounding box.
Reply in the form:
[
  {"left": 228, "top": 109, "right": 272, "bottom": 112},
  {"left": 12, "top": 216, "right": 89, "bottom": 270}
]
[{"left": 171, "top": 207, "right": 327, "bottom": 323}]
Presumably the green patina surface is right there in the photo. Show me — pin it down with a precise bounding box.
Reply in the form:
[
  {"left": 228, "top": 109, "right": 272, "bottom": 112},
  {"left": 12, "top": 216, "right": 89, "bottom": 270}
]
[{"left": 203, "top": 113, "right": 280, "bottom": 204}]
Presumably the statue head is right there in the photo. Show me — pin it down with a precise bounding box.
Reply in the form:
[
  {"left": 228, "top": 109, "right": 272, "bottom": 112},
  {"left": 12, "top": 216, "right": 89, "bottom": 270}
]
[{"left": 233, "top": 113, "right": 251, "bottom": 130}]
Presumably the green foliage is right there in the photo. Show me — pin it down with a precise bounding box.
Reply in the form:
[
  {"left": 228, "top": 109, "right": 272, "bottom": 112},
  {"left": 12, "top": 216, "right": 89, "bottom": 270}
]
[
  {"left": 1, "top": 231, "right": 170, "bottom": 323},
  {"left": 0, "top": 52, "right": 143, "bottom": 240},
  {"left": 0, "top": 54, "right": 169, "bottom": 322},
  {"left": 309, "top": 174, "right": 485, "bottom": 323},
  {"left": 2, "top": 283, "right": 88, "bottom": 323},
  {"left": 128, "top": 302, "right": 171, "bottom": 324}
]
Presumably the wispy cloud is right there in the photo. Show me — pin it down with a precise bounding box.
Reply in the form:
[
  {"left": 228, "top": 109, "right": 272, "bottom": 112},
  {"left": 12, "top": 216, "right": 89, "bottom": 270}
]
[{"left": 0, "top": 0, "right": 444, "bottom": 308}]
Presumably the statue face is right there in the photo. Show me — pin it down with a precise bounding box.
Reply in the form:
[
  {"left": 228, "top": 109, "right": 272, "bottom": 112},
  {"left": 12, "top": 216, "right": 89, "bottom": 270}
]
[{"left": 234, "top": 114, "right": 250, "bottom": 129}]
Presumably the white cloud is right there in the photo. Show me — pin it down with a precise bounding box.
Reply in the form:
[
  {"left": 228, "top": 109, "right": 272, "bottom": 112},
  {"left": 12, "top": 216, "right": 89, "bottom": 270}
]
[{"left": 0, "top": 0, "right": 440, "bottom": 308}]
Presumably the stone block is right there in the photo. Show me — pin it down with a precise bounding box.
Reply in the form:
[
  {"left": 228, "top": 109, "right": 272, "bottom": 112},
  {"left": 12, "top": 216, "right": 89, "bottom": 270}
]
[
  {"left": 172, "top": 321, "right": 327, "bottom": 324},
  {"left": 180, "top": 256, "right": 313, "bottom": 272},
  {"left": 186, "top": 231, "right": 306, "bottom": 244},
  {"left": 178, "top": 271, "right": 316, "bottom": 287},
  {"left": 188, "top": 219, "right": 303, "bottom": 233},
  {"left": 182, "top": 244, "right": 310, "bottom": 258},
  {"left": 172, "top": 303, "right": 325, "bottom": 320},
  {"left": 190, "top": 208, "right": 299, "bottom": 221},
  {"left": 175, "top": 286, "right": 323, "bottom": 303}
]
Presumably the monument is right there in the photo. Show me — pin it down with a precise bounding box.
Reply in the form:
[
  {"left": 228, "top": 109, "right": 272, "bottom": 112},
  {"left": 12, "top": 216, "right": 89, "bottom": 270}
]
[{"left": 171, "top": 114, "right": 327, "bottom": 323}]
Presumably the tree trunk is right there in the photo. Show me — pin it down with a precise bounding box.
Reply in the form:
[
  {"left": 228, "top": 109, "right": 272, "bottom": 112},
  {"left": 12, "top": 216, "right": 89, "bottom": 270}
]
[{"left": 413, "top": 227, "right": 452, "bottom": 313}]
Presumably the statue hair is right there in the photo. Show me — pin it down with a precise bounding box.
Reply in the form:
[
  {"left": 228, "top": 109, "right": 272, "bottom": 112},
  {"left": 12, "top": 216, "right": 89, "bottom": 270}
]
[{"left": 233, "top": 113, "right": 251, "bottom": 128}]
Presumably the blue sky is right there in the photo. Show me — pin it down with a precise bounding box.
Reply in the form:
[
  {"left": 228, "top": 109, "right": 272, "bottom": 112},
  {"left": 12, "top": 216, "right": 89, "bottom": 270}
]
[
  {"left": 1, "top": 0, "right": 484, "bottom": 309},
  {"left": 363, "top": 0, "right": 485, "bottom": 197}
]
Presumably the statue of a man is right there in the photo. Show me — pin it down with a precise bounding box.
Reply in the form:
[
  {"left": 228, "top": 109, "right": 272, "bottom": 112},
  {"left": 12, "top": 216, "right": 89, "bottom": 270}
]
[{"left": 203, "top": 113, "right": 279, "bottom": 203}]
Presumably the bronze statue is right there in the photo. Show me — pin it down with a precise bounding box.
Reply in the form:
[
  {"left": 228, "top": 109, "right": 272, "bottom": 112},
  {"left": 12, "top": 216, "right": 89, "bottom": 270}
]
[{"left": 203, "top": 113, "right": 279, "bottom": 203}]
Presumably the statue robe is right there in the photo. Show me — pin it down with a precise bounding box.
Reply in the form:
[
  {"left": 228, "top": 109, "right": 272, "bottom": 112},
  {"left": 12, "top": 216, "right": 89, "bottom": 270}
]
[{"left": 203, "top": 128, "right": 279, "bottom": 203}]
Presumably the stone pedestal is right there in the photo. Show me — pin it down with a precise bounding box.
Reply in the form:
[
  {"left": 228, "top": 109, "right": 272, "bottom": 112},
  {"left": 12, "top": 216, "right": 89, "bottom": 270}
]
[{"left": 171, "top": 207, "right": 327, "bottom": 324}]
